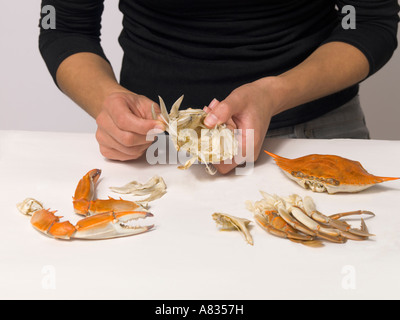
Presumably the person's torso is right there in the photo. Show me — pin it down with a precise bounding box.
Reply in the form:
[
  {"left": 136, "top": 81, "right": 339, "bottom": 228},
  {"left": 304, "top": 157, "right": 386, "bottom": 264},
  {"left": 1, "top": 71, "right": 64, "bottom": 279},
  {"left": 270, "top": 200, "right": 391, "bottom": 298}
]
[
  {"left": 119, "top": 0, "right": 338, "bottom": 63},
  {"left": 118, "top": 0, "right": 357, "bottom": 129}
]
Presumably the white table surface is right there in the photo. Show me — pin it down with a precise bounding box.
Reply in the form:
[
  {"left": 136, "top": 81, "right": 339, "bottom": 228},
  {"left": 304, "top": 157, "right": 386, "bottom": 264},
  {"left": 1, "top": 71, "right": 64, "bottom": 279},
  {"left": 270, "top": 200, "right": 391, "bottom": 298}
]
[{"left": 1, "top": 130, "right": 399, "bottom": 300}]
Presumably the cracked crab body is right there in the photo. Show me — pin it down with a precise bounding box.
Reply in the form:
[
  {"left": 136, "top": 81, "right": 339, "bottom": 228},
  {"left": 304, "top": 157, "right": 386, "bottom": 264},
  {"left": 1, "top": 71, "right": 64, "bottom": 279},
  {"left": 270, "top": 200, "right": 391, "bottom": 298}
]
[{"left": 153, "top": 96, "right": 238, "bottom": 174}]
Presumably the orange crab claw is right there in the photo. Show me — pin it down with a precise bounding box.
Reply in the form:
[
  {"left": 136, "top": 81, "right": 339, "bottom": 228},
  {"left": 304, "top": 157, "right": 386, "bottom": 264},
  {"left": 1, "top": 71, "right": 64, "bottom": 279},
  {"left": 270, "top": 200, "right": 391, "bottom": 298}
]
[
  {"left": 264, "top": 150, "right": 399, "bottom": 194},
  {"left": 26, "top": 169, "right": 155, "bottom": 240},
  {"left": 30, "top": 209, "right": 154, "bottom": 240},
  {"left": 73, "top": 210, "right": 154, "bottom": 240}
]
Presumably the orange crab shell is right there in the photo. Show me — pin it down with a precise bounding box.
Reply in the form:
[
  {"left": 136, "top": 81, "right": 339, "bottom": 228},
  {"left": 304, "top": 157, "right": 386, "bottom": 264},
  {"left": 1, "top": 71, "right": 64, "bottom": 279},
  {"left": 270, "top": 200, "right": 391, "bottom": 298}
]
[
  {"left": 73, "top": 169, "right": 101, "bottom": 201},
  {"left": 264, "top": 150, "right": 399, "bottom": 194},
  {"left": 30, "top": 209, "right": 76, "bottom": 239}
]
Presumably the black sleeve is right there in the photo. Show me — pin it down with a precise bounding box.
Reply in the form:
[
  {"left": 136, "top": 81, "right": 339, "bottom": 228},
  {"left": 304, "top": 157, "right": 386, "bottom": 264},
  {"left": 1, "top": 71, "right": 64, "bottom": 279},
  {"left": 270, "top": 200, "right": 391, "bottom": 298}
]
[
  {"left": 323, "top": 0, "right": 399, "bottom": 76},
  {"left": 39, "top": 0, "right": 109, "bottom": 85}
]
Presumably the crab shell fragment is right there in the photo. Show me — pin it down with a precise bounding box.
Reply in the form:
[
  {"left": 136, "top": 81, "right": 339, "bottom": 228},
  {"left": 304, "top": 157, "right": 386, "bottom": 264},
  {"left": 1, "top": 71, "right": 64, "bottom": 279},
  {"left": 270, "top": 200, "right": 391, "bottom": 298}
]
[
  {"left": 212, "top": 213, "right": 253, "bottom": 245},
  {"left": 265, "top": 151, "right": 399, "bottom": 194}
]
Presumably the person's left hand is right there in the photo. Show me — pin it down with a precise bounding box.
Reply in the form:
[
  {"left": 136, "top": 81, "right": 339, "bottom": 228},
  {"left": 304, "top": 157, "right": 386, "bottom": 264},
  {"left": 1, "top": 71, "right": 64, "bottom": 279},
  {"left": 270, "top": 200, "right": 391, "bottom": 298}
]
[{"left": 203, "top": 78, "right": 280, "bottom": 174}]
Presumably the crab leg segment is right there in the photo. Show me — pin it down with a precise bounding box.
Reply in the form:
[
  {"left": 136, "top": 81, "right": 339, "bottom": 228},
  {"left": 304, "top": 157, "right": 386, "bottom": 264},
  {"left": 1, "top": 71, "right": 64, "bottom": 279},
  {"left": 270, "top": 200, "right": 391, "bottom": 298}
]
[
  {"left": 74, "top": 211, "right": 154, "bottom": 240},
  {"left": 291, "top": 206, "right": 343, "bottom": 238},
  {"left": 73, "top": 169, "right": 146, "bottom": 217},
  {"left": 30, "top": 209, "right": 154, "bottom": 240},
  {"left": 88, "top": 197, "right": 143, "bottom": 215},
  {"left": 30, "top": 209, "right": 76, "bottom": 239},
  {"left": 254, "top": 211, "right": 319, "bottom": 244},
  {"left": 291, "top": 206, "right": 365, "bottom": 241},
  {"left": 73, "top": 169, "right": 101, "bottom": 215},
  {"left": 302, "top": 197, "right": 375, "bottom": 237},
  {"left": 329, "top": 210, "right": 375, "bottom": 220},
  {"left": 274, "top": 206, "right": 313, "bottom": 236}
]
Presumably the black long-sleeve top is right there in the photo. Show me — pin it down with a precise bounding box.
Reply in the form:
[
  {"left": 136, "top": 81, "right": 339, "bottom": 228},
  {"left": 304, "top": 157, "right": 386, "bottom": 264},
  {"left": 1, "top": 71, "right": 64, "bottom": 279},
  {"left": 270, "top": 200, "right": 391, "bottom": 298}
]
[{"left": 39, "top": 0, "right": 399, "bottom": 129}]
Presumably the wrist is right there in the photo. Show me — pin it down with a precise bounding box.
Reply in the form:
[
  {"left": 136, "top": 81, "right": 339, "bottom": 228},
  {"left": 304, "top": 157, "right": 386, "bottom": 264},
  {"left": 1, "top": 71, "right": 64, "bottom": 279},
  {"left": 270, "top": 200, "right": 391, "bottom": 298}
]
[
  {"left": 94, "top": 84, "right": 136, "bottom": 118},
  {"left": 252, "top": 76, "right": 291, "bottom": 116}
]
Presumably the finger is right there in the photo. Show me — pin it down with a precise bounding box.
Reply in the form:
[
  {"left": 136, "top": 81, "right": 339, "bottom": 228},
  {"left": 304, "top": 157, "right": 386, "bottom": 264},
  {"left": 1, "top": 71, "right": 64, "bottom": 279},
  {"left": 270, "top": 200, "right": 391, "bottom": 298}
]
[
  {"left": 204, "top": 107, "right": 236, "bottom": 131},
  {"left": 213, "top": 160, "right": 239, "bottom": 175},
  {"left": 131, "top": 97, "right": 161, "bottom": 120},
  {"left": 204, "top": 98, "right": 239, "bottom": 128},
  {"left": 208, "top": 98, "right": 219, "bottom": 110},
  {"left": 225, "top": 118, "right": 237, "bottom": 131},
  {"left": 99, "top": 145, "right": 147, "bottom": 161},
  {"left": 97, "top": 112, "right": 157, "bottom": 147},
  {"left": 96, "top": 128, "right": 152, "bottom": 157},
  {"left": 214, "top": 123, "right": 260, "bottom": 175},
  {"left": 213, "top": 134, "right": 256, "bottom": 175},
  {"left": 108, "top": 98, "right": 165, "bottom": 135},
  {"left": 203, "top": 98, "right": 219, "bottom": 114}
]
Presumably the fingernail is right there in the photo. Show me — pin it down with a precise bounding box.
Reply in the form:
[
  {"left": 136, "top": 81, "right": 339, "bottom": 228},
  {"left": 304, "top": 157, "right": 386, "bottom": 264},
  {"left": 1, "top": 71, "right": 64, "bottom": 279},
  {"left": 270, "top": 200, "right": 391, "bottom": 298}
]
[
  {"left": 204, "top": 113, "right": 218, "bottom": 127},
  {"left": 208, "top": 98, "right": 219, "bottom": 110},
  {"left": 152, "top": 124, "right": 166, "bottom": 134}
]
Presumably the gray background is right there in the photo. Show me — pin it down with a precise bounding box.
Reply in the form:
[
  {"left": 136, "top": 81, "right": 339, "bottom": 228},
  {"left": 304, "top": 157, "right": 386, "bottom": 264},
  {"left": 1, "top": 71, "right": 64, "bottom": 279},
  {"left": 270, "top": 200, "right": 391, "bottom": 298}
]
[{"left": 1, "top": 2, "right": 399, "bottom": 139}]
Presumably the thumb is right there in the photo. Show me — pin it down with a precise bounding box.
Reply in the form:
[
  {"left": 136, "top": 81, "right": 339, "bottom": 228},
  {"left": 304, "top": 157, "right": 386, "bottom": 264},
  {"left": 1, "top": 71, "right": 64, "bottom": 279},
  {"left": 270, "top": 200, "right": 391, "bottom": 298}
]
[{"left": 204, "top": 99, "right": 238, "bottom": 128}]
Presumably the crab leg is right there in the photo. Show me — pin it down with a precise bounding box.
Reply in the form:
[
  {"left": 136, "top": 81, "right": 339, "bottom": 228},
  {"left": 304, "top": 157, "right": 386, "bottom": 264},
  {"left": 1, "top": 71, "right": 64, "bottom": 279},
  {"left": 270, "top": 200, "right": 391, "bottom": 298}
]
[
  {"left": 73, "top": 169, "right": 147, "bottom": 217},
  {"left": 292, "top": 206, "right": 373, "bottom": 241},
  {"left": 254, "top": 213, "right": 323, "bottom": 248},
  {"left": 254, "top": 211, "right": 321, "bottom": 245},
  {"left": 302, "top": 197, "right": 375, "bottom": 237},
  {"left": 329, "top": 210, "right": 375, "bottom": 220},
  {"left": 73, "top": 211, "right": 154, "bottom": 240},
  {"left": 276, "top": 205, "right": 346, "bottom": 243},
  {"left": 21, "top": 169, "right": 157, "bottom": 241},
  {"left": 259, "top": 192, "right": 347, "bottom": 243},
  {"left": 276, "top": 206, "right": 317, "bottom": 237},
  {"left": 291, "top": 206, "right": 345, "bottom": 237},
  {"left": 30, "top": 208, "right": 154, "bottom": 240},
  {"left": 330, "top": 213, "right": 374, "bottom": 240}
]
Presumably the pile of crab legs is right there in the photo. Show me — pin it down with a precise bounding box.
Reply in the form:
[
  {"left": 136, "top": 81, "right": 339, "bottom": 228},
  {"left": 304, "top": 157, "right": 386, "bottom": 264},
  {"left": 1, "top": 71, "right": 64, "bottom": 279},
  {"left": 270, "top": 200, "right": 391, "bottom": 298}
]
[
  {"left": 245, "top": 192, "right": 375, "bottom": 247},
  {"left": 22, "top": 169, "right": 154, "bottom": 240}
]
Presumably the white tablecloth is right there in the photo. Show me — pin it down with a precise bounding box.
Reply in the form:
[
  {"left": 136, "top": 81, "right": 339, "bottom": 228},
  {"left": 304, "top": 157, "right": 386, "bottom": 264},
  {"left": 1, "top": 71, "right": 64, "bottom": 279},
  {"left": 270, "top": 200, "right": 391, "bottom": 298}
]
[{"left": 1, "top": 130, "right": 399, "bottom": 300}]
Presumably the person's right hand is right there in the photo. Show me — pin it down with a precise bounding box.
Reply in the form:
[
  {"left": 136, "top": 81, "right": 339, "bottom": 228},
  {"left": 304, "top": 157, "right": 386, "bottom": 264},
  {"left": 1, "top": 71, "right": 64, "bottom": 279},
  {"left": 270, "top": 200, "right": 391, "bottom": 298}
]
[{"left": 95, "top": 92, "right": 165, "bottom": 161}]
